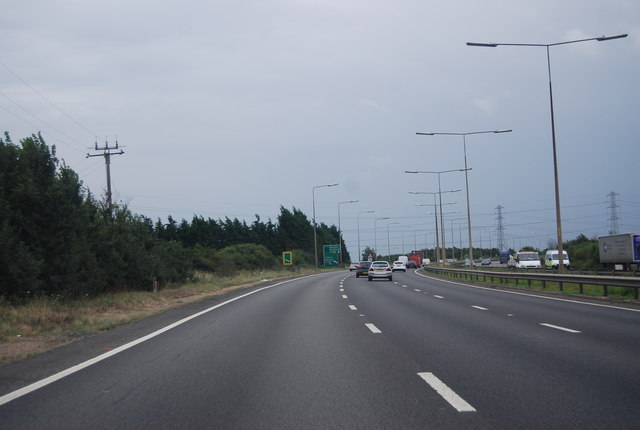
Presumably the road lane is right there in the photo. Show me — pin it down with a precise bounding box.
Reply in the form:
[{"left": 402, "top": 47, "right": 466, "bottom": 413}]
[
  {"left": 0, "top": 272, "right": 490, "bottom": 429},
  {"left": 345, "top": 270, "right": 640, "bottom": 429},
  {"left": 4, "top": 268, "right": 639, "bottom": 429}
]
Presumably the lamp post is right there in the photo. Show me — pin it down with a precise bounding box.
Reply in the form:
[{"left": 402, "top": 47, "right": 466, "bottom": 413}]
[
  {"left": 406, "top": 169, "right": 467, "bottom": 262},
  {"left": 337, "top": 200, "right": 358, "bottom": 266},
  {"left": 387, "top": 222, "right": 400, "bottom": 262},
  {"left": 428, "top": 210, "right": 460, "bottom": 260},
  {"left": 412, "top": 196, "right": 457, "bottom": 264},
  {"left": 417, "top": 130, "right": 512, "bottom": 266},
  {"left": 357, "top": 210, "right": 374, "bottom": 262},
  {"left": 312, "top": 183, "right": 338, "bottom": 268},
  {"left": 467, "top": 33, "right": 627, "bottom": 272},
  {"left": 374, "top": 217, "right": 390, "bottom": 259}
]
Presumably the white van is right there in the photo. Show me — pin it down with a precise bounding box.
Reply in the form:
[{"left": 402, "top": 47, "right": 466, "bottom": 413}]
[
  {"left": 545, "top": 250, "right": 570, "bottom": 269},
  {"left": 422, "top": 258, "right": 430, "bottom": 267},
  {"left": 515, "top": 251, "right": 541, "bottom": 269}
]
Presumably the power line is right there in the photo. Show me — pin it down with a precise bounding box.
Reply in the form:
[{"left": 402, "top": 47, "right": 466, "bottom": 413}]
[
  {"left": 0, "top": 92, "right": 87, "bottom": 153},
  {"left": 1, "top": 61, "right": 98, "bottom": 137}
]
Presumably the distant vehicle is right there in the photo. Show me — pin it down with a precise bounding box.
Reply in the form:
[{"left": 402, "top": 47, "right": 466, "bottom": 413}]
[
  {"left": 392, "top": 261, "right": 406, "bottom": 272},
  {"left": 397, "top": 255, "right": 409, "bottom": 265},
  {"left": 422, "top": 258, "right": 430, "bottom": 267},
  {"left": 515, "top": 251, "right": 541, "bottom": 269},
  {"left": 355, "top": 261, "right": 372, "bottom": 278},
  {"left": 368, "top": 261, "right": 393, "bottom": 281},
  {"left": 406, "top": 260, "right": 418, "bottom": 269},
  {"left": 598, "top": 233, "right": 640, "bottom": 270},
  {"left": 507, "top": 258, "right": 517, "bottom": 269},
  {"left": 481, "top": 258, "right": 492, "bottom": 266},
  {"left": 349, "top": 262, "right": 358, "bottom": 271},
  {"left": 499, "top": 250, "right": 510, "bottom": 264},
  {"left": 409, "top": 250, "right": 423, "bottom": 268},
  {"left": 544, "top": 250, "right": 570, "bottom": 269}
]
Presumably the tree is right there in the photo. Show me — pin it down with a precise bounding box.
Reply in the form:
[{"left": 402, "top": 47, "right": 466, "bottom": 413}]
[{"left": 361, "top": 246, "right": 376, "bottom": 261}]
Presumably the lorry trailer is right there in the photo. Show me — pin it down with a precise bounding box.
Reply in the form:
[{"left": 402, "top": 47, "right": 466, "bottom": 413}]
[{"left": 598, "top": 233, "right": 640, "bottom": 270}]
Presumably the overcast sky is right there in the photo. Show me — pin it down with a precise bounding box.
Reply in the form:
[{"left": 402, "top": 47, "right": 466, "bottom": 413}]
[{"left": 2, "top": 0, "right": 639, "bottom": 260}]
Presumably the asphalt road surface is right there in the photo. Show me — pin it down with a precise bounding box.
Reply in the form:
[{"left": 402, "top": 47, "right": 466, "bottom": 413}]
[{"left": 1, "top": 270, "right": 640, "bottom": 429}]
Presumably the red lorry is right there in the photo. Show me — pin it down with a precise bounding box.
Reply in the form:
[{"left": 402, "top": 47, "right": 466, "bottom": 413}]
[{"left": 408, "top": 250, "right": 424, "bottom": 268}]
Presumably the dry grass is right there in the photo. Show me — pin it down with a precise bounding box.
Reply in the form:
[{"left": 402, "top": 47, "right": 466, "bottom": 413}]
[{"left": 0, "top": 267, "right": 320, "bottom": 365}]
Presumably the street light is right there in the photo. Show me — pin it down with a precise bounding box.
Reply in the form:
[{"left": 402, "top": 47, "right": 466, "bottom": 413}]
[
  {"left": 357, "top": 210, "right": 374, "bottom": 262},
  {"left": 406, "top": 169, "right": 468, "bottom": 262},
  {"left": 374, "top": 217, "right": 390, "bottom": 259},
  {"left": 412, "top": 196, "right": 457, "bottom": 263},
  {"left": 337, "top": 200, "right": 358, "bottom": 266},
  {"left": 416, "top": 129, "right": 512, "bottom": 266},
  {"left": 467, "top": 33, "right": 627, "bottom": 272},
  {"left": 312, "top": 183, "right": 338, "bottom": 268},
  {"left": 387, "top": 222, "right": 400, "bottom": 262}
]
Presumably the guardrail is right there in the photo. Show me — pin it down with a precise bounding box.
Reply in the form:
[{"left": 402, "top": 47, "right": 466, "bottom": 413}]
[{"left": 423, "top": 267, "right": 640, "bottom": 299}]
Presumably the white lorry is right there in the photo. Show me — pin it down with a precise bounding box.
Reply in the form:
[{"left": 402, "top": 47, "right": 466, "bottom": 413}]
[
  {"left": 515, "top": 251, "right": 541, "bottom": 269},
  {"left": 598, "top": 233, "right": 640, "bottom": 270}
]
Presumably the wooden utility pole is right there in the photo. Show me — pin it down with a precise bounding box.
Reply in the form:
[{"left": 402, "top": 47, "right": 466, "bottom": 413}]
[{"left": 86, "top": 139, "right": 124, "bottom": 206}]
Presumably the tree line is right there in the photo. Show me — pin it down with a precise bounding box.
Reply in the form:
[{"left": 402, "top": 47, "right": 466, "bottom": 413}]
[{"left": 0, "top": 133, "right": 349, "bottom": 303}]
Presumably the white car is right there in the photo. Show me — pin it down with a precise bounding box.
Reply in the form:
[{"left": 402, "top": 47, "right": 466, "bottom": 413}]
[
  {"left": 349, "top": 262, "right": 358, "bottom": 271},
  {"left": 392, "top": 261, "right": 406, "bottom": 272},
  {"left": 368, "top": 261, "right": 393, "bottom": 281}
]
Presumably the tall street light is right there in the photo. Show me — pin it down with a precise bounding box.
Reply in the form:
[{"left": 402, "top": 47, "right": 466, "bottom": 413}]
[
  {"left": 387, "top": 221, "right": 400, "bottom": 262},
  {"left": 374, "top": 217, "right": 390, "bottom": 259},
  {"left": 313, "top": 183, "right": 338, "bottom": 268},
  {"left": 467, "top": 33, "right": 627, "bottom": 272},
  {"left": 357, "top": 210, "right": 374, "bottom": 262},
  {"left": 338, "top": 200, "right": 358, "bottom": 266},
  {"left": 416, "top": 129, "right": 512, "bottom": 266},
  {"left": 406, "top": 169, "right": 468, "bottom": 262}
]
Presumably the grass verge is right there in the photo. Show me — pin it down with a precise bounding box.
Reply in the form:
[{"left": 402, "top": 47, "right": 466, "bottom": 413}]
[{"left": 0, "top": 267, "right": 322, "bottom": 365}]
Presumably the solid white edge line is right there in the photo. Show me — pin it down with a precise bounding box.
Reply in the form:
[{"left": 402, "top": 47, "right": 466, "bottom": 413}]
[
  {"left": 414, "top": 271, "right": 640, "bottom": 313},
  {"left": 0, "top": 274, "right": 320, "bottom": 407},
  {"left": 365, "top": 323, "right": 382, "bottom": 333},
  {"left": 418, "top": 372, "right": 476, "bottom": 412},
  {"left": 540, "top": 323, "right": 581, "bottom": 333}
]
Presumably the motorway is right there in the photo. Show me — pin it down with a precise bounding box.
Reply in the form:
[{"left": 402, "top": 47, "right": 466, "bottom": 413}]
[{"left": 1, "top": 270, "right": 640, "bottom": 429}]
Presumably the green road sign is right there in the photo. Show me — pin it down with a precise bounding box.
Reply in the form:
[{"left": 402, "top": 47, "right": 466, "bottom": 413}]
[
  {"left": 282, "top": 251, "right": 293, "bottom": 266},
  {"left": 323, "top": 244, "right": 340, "bottom": 268}
]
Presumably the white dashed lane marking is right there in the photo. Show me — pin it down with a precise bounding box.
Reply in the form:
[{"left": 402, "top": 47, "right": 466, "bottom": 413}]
[
  {"left": 418, "top": 372, "right": 476, "bottom": 412},
  {"left": 471, "top": 305, "right": 488, "bottom": 311},
  {"left": 365, "top": 323, "right": 382, "bottom": 334},
  {"left": 540, "top": 323, "right": 581, "bottom": 333}
]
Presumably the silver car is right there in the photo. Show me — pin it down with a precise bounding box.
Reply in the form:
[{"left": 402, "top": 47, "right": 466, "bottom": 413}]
[{"left": 368, "top": 261, "right": 393, "bottom": 281}]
